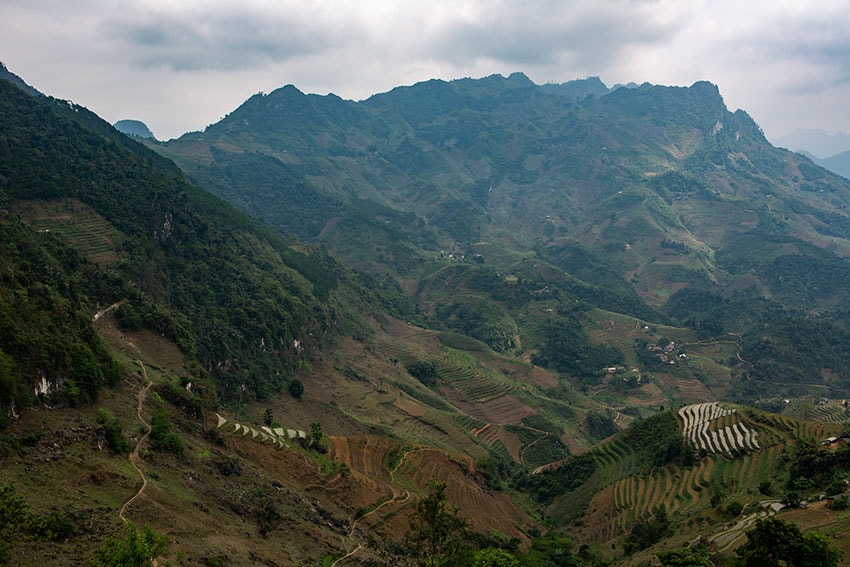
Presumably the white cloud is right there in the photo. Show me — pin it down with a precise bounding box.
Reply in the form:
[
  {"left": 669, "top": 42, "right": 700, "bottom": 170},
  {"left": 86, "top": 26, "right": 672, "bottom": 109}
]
[{"left": 1, "top": 0, "right": 849, "bottom": 142}]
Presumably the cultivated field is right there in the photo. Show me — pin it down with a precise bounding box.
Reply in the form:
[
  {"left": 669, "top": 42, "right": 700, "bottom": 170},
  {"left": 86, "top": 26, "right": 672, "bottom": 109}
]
[{"left": 13, "top": 198, "right": 124, "bottom": 264}]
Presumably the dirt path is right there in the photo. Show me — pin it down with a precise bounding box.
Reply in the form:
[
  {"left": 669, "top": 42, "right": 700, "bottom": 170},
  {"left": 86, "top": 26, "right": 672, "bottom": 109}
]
[
  {"left": 331, "top": 447, "right": 420, "bottom": 566},
  {"left": 93, "top": 299, "right": 126, "bottom": 322},
  {"left": 119, "top": 360, "right": 153, "bottom": 523},
  {"left": 708, "top": 500, "right": 782, "bottom": 552}
]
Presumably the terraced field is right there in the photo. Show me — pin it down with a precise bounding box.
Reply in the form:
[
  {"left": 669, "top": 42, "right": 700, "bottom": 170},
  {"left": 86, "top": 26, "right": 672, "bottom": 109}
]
[
  {"left": 678, "top": 402, "right": 760, "bottom": 456},
  {"left": 434, "top": 349, "right": 512, "bottom": 401},
  {"left": 783, "top": 398, "right": 850, "bottom": 424},
  {"left": 660, "top": 375, "right": 713, "bottom": 402},
  {"left": 755, "top": 410, "right": 845, "bottom": 442},
  {"left": 14, "top": 198, "right": 123, "bottom": 264}
]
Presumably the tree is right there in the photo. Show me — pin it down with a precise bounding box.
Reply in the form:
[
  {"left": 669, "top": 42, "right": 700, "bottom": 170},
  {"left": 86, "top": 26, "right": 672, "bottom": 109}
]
[
  {"left": 733, "top": 517, "right": 840, "bottom": 567},
  {"left": 519, "top": 535, "right": 580, "bottom": 567},
  {"left": 149, "top": 414, "right": 182, "bottom": 454},
  {"left": 97, "top": 407, "right": 129, "bottom": 454},
  {"left": 288, "top": 379, "right": 304, "bottom": 399},
  {"left": 91, "top": 521, "right": 168, "bottom": 567},
  {"left": 406, "top": 361, "right": 438, "bottom": 387},
  {"left": 473, "top": 547, "right": 518, "bottom": 567},
  {"left": 624, "top": 506, "right": 670, "bottom": 554},
  {"left": 263, "top": 408, "right": 273, "bottom": 427},
  {"left": 657, "top": 544, "right": 713, "bottom": 567},
  {"left": 407, "top": 481, "right": 468, "bottom": 567},
  {"left": 308, "top": 421, "right": 323, "bottom": 450}
]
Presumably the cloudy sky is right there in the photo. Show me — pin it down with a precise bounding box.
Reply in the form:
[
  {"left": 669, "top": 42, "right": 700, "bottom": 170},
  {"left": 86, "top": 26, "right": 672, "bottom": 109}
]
[{"left": 2, "top": 0, "right": 850, "bottom": 149}]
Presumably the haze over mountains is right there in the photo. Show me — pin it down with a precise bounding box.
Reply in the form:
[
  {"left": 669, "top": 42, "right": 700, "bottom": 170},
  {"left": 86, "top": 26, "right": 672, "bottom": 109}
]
[
  {"left": 774, "top": 129, "right": 850, "bottom": 160},
  {"left": 3, "top": 63, "right": 850, "bottom": 565}
]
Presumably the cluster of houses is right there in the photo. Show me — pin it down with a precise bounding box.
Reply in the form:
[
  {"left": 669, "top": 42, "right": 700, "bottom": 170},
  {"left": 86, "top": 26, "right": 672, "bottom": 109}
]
[
  {"left": 646, "top": 340, "right": 689, "bottom": 365},
  {"left": 438, "top": 250, "right": 465, "bottom": 261}
]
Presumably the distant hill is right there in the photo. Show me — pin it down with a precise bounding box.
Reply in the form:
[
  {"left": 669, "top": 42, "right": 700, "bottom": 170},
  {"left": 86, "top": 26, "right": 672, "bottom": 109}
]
[
  {"left": 113, "top": 118, "right": 156, "bottom": 140},
  {"left": 799, "top": 149, "right": 850, "bottom": 180},
  {"left": 773, "top": 128, "right": 850, "bottom": 158}
]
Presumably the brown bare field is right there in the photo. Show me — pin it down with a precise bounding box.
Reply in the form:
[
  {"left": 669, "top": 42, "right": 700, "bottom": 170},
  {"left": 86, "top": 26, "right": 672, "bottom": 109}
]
[
  {"left": 659, "top": 374, "right": 714, "bottom": 402},
  {"left": 396, "top": 449, "right": 531, "bottom": 541},
  {"left": 623, "top": 381, "right": 667, "bottom": 407},
  {"left": 450, "top": 393, "right": 537, "bottom": 425},
  {"left": 574, "top": 484, "right": 620, "bottom": 544},
  {"left": 328, "top": 436, "right": 530, "bottom": 542},
  {"left": 470, "top": 424, "right": 524, "bottom": 462}
]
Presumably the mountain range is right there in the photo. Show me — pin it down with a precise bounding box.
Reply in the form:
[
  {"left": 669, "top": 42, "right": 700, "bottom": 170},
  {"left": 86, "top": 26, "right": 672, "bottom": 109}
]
[
  {"left": 773, "top": 128, "right": 850, "bottom": 160},
  {"left": 2, "top": 64, "right": 850, "bottom": 566}
]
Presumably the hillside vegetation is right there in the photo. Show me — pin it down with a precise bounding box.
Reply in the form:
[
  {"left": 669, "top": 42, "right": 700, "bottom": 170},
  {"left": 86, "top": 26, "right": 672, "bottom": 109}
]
[
  {"left": 3, "top": 67, "right": 850, "bottom": 565},
  {"left": 152, "top": 73, "right": 850, "bottom": 403}
]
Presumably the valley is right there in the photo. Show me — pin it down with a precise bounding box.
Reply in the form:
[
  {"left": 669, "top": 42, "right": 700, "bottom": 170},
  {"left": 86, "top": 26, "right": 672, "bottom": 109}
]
[{"left": 2, "top": 68, "right": 850, "bottom": 565}]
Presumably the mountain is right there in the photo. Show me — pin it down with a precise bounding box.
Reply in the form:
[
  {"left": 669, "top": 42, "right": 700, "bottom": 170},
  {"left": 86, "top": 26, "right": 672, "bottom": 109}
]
[
  {"left": 113, "top": 119, "right": 156, "bottom": 140},
  {"left": 0, "top": 65, "right": 653, "bottom": 565},
  {"left": 2, "top": 67, "right": 850, "bottom": 566},
  {"left": 799, "top": 149, "right": 850, "bottom": 180},
  {"left": 0, "top": 61, "right": 42, "bottom": 98},
  {"left": 151, "top": 74, "right": 850, "bottom": 402},
  {"left": 773, "top": 128, "right": 850, "bottom": 158}
]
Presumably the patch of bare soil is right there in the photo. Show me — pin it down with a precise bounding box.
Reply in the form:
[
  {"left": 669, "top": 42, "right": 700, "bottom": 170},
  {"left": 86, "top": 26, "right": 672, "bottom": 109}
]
[
  {"left": 624, "top": 381, "right": 667, "bottom": 407},
  {"left": 571, "top": 484, "right": 621, "bottom": 545},
  {"left": 658, "top": 374, "right": 714, "bottom": 402},
  {"left": 439, "top": 387, "right": 537, "bottom": 426}
]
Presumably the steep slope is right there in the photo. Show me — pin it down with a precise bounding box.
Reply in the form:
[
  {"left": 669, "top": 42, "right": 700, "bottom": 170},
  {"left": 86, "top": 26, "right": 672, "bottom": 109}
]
[
  {"left": 0, "top": 65, "right": 634, "bottom": 566},
  {"left": 151, "top": 74, "right": 850, "bottom": 402},
  {"left": 0, "top": 77, "right": 349, "bottom": 406}
]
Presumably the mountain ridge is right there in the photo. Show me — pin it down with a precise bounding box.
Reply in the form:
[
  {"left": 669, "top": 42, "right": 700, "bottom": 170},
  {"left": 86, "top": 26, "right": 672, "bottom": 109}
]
[{"left": 3, "top": 66, "right": 850, "bottom": 565}]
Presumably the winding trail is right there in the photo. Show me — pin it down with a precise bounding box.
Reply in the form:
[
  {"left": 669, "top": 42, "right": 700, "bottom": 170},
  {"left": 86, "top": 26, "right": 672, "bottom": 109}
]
[
  {"left": 330, "top": 447, "right": 422, "bottom": 566},
  {"left": 118, "top": 360, "right": 153, "bottom": 523}
]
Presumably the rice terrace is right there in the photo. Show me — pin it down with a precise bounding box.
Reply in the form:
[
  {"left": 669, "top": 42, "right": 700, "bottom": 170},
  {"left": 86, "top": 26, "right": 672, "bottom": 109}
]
[{"left": 5, "top": 56, "right": 850, "bottom": 566}]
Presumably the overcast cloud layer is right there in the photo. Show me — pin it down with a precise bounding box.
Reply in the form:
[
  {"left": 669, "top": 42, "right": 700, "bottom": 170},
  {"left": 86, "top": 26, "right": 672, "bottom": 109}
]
[{"left": 2, "top": 1, "right": 850, "bottom": 147}]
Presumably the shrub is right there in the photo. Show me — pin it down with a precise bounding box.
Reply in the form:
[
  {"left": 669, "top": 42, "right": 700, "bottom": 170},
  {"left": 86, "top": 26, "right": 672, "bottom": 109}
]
[
  {"left": 405, "top": 361, "right": 438, "bottom": 387},
  {"left": 149, "top": 414, "right": 183, "bottom": 454},
  {"left": 97, "top": 408, "right": 128, "bottom": 454},
  {"left": 288, "top": 379, "right": 304, "bottom": 400},
  {"left": 91, "top": 521, "right": 168, "bottom": 567},
  {"left": 32, "top": 509, "right": 76, "bottom": 541}
]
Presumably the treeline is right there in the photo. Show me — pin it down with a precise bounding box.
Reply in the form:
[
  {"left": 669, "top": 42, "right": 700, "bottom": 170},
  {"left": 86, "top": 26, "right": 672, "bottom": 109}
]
[{"left": 532, "top": 318, "right": 624, "bottom": 382}]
